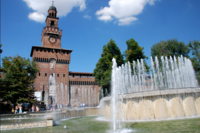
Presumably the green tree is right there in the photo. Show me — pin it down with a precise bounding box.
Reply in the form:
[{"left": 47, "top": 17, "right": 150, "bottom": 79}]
[
  {"left": 0, "top": 56, "right": 39, "bottom": 105},
  {"left": 151, "top": 39, "right": 190, "bottom": 75},
  {"left": 93, "top": 39, "right": 124, "bottom": 96},
  {"left": 124, "top": 38, "right": 149, "bottom": 73},
  {"left": 151, "top": 39, "right": 189, "bottom": 59},
  {"left": 188, "top": 40, "right": 200, "bottom": 84}
]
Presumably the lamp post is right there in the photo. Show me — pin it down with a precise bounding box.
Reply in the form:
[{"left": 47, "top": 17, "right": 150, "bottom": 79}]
[
  {"left": 0, "top": 45, "right": 2, "bottom": 121},
  {"left": 0, "top": 45, "right": 2, "bottom": 68}
]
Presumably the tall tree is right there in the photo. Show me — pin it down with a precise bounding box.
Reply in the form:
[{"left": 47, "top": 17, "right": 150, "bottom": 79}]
[
  {"left": 151, "top": 39, "right": 189, "bottom": 59},
  {"left": 188, "top": 40, "right": 200, "bottom": 84},
  {"left": 151, "top": 39, "right": 191, "bottom": 78},
  {"left": 124, "top": 38, "right": 149, "bottom": 73},
  {"left": 0, "top": 56, "right": 39, "bottom": 104},
  {"left": 93, "top": 39, "right": 124, "bottom": 96}
]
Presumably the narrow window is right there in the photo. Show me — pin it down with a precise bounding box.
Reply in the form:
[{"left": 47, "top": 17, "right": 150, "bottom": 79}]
[
  {"left": 39, "top": 73, "right": 40, "bottom": 76},
  {"left": 51, "top": 21, "right": 54, "bottom": 26},
  {"left": 52, "top": 13, "right": 54, "bottom": 17},
  {"left": 57, "top": 74, "right": 59, "bottom": 77},
  {"left": 45, "top": 73, "right": 47, "bottom": 76},
  {"left": 63, "top": 74, "right": 65, "bottom": 77}
]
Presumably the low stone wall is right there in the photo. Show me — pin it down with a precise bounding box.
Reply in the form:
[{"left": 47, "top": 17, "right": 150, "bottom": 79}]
[
  {"left": 1, "top": 121, "right": 47, "bottom": 130},
  {"left": 1, "top": 107, "right": 103, "bottom": 130},
  {"left": 103, "top": 88, "right": 200, "bottom": 120},
  {"left": 53, "top": 107, "right": 103, "bottom": 121}
]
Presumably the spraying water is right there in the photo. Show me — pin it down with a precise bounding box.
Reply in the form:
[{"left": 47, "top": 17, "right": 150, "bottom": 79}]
[{"left": 111, "top": 56, "right": 199, "bottom": 131}]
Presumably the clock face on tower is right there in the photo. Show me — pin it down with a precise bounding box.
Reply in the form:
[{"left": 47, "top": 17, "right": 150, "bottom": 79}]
[{"left": 48, "top": 36, "right": 57, "bottom": 44}]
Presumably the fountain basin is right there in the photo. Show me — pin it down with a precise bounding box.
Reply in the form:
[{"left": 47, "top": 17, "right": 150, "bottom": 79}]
[
  {"left": 103, "top": 87, "right": 200, "bottom": 120},
  {"left": 0, "top": 107, "right": 103, "bottom": 130}
]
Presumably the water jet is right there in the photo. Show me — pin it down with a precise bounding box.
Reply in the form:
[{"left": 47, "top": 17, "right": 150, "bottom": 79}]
[{"left": 104, "top": 56, "right": 200, "bottom": 131}]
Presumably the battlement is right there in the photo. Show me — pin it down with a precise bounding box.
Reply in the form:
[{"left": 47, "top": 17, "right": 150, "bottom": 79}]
[
  {"left": 30, "top": 46, "right": 72, "bottom": 61},
  {"left": 69, "top": 72, "right": 95, "bottom": 82}
]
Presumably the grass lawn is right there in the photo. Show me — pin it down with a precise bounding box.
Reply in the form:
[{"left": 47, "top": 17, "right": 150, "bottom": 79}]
[
  {"left": 127, "top": 117, "right": 200, "bottom": 133},
  {"left": 1, "top": 116, "right": 200, "bottom": 133}
]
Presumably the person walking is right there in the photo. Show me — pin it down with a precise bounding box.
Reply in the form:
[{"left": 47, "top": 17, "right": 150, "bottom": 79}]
[
  {"left": 19, "top": 107, "right": 22, "bottom": 114},
  {"left": 36, "top": 106, "right": 39, "bottom": 112},
  {"left": 15, "top": 106, "right": 18, "bottom": 114},
  {"left": 55, "top": 103, "right": 57, "bottom": 110},
  {"left": 32, "top": 105, "right": 34, "bottom": 112},
  {"left": 11, "top": 108, "right": 14, "bottom": 114}
]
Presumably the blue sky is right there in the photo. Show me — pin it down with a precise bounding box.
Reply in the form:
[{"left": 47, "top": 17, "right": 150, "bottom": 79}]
[{"left": 1, "top": 0, "right": 200, "bottom": 73}]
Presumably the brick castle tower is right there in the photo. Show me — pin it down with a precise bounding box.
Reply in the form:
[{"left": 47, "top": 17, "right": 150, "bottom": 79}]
[{"left": 30, "top": 4, "right": 101, "bottom": 107}]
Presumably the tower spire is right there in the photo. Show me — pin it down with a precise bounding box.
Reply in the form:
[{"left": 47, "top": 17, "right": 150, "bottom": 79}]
[{"left": 52, "top": 1, "right": 54, "bottom": 6}]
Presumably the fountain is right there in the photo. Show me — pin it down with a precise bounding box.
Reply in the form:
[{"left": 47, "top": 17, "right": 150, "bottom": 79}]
[
  {"left": 103, "top": 56, "right": 200, "bottom": 132},
  {"left": 48, "top": 73, "right": 57, "bottom": 106}
]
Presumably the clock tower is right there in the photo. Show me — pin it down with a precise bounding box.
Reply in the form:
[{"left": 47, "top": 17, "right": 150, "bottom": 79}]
[
  {"left": 41, "top": 4, "right": 62, "bottom": 48},
  {"left": 30, "top": 4, "right": 72, "bottom": 105},
  {"left": 30, "top": 3, "right": 100, "bottom": 107}
]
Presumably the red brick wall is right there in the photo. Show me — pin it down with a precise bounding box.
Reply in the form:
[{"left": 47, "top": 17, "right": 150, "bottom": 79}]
[
  {"left": 41, "top": 27, "right": 62, "bottom": 48},
  {"left": 32, "top": 46, "right": 71, "bottom": 105},
  {"left": 69, "top": 75, "right": 95, "bottom": 82},
  {"left": 32, "top": 47, "right": 71, "bottom": 61}
]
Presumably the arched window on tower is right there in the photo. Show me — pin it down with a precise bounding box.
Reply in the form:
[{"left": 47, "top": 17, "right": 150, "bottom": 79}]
[
  {"left": 52, "top": 13, "right": 54, "bottom": 17},
  {"left": 51, "top": 21, "right": 54, "bottom": 26},
  {"left": 49, "top": 13, "right": 51, "bottom": 17}
]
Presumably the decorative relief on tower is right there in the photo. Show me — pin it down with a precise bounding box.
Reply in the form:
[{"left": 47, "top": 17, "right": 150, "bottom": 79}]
[
  {"left": 40, "top": 64, "right": 48, "bottom": 69},
  {"left": 38, "top": 63, "right": 48, "bottom": 70},
  {"left": 56, "top": 65, "right": 66, "bottom": 71},
  {"left": 50, "top": 59, "right": 56, "bottom": 70},
  {"left": 57, "top": 65, "right": 65, "bottom": 69}
]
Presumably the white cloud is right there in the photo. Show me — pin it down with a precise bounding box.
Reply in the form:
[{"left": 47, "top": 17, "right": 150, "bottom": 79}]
[
  {"left": 98, "top": 15, "right": 113, "bottom": 22},
  {"left": 96, "top": 0, "right": 157, "bottom": 25},
  {"left": 118, "top": 17, "right": 138, "bottom": 25},
  {"left": 23, "top": 0, "right": 86, "bottom": 23},
  {"left": 84, "top": 14, "right": 91, "bottom": 19},
  {"left": 28, "top": 12, "right": 46, "bottom": 23}
]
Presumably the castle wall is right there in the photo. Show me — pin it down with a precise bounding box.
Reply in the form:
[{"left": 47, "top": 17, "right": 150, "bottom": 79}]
[
  {"left": 31, "top": 47, "right": 71, "bottom": 61},
  {"left": 31, "top": 46, "right": 71, "bottom": 106},
  {"left": 69, "top": 72, "right": 101, "bottom": 107},
  {"left": 34, "top": 61, "right": 69, "bottom": 105},
  {"left": 70, "top": 84, "right": 101, "bottom": 107},
  {"left": 69, "top": 74, "right": 95, "bottom": 82}
]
